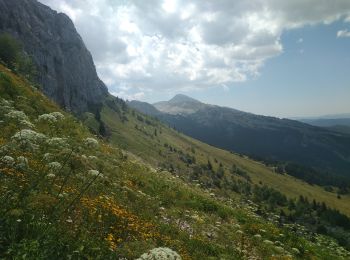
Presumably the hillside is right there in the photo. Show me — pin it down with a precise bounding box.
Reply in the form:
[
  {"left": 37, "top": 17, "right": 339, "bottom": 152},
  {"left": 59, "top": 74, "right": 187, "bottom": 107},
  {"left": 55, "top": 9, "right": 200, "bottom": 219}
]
[
  {"left": 1, "top": 1, "right": 350, "bottom": 259},
  {"left": 2, "top": 56, "right": 350, "bottom": 259},
  {"left": 128, "top": 96, "right": 350, "bottom": 177}
]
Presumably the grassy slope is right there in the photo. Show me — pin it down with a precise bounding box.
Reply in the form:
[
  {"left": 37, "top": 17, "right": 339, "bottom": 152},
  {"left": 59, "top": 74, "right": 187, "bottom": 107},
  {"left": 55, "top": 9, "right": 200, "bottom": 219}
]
[
  {"left": 1, "top": 64, "right": 349, "bottom": 259},
  {"left": 100, "top": 102, "right": 350, "bottom": 217}
]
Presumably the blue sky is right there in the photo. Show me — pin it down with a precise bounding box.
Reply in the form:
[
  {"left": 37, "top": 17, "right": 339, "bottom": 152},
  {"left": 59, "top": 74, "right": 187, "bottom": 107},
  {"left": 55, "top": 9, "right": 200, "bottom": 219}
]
[
  {"left": 187, "top": 21, "right": 350, "bottom": 117},
  {"left": 40, "top": 0, "right": 350, "bottom": 118}
]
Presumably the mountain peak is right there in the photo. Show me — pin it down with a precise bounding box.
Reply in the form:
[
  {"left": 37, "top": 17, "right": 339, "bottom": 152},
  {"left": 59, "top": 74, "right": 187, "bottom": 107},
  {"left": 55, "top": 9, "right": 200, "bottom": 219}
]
[{"left": 169, "top": 94, "right": 200, "bottom": 103}]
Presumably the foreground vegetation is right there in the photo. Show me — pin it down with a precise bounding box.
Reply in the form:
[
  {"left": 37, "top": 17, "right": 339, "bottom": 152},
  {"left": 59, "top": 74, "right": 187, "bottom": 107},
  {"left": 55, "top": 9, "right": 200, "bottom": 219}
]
[{"left": 1, "top": 64, "right": 350, "bottom": 259}]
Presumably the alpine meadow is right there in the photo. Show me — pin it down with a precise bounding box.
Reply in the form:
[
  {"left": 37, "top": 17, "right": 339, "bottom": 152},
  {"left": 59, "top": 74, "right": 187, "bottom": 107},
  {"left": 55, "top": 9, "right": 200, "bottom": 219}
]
[{"left": 1, "top": 0, "right": 350, "bottom": 259}]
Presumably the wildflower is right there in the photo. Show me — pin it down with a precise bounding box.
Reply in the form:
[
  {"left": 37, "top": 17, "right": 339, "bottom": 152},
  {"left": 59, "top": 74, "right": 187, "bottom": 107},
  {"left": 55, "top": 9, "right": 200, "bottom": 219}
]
[
  {"left": 47, "top": 162, "right": 61, "bottom": 172},
  {"left": 6, "top": 110, "right": 29, "bottom": 121},
  {"left": 38, "top": 113, "right": 57, "bottom": 124},
  {"left": 263, "top": 240, "right": 274, "bottom": 245},
  {"left": 43, "top": 153, "right": 53, "bottom": 162},
  {"left": 19, "top": 120, "right": 35, "bottom": 129},
  {"left": 236, "top": 230, "right": 244, "bottom": 235},
  {"left": 84, "top": 137, "right": 99, "bottom": 149},
  {"left": 37, "top": 112, "right": 64, "bottom": 124},
  {"left": 291, "top": 248, "right": 300, "bottom": 254},
  {"left": 16, "top": 219, "right": 22, "bottom": 223},
  {"left": 16, "top": 156, "right": 28, "bottom": 169},
  {"left": 12, "top": 129, "right": 46, "bottom": 150},
  {"left": 46, "top": 173, "right": 56, "bottom": 179},
  {"left": 88, "top": 155, "right": 97, "bottom": 160},
  {"left": 137, "top": 247, "right": 182, "bottom": 260},
  {"left": 50, "top": 112, "right": 65, "bottom": 120},
  {"left": 1, "top": 155, "right": 15, "bottom": 166},
  {"left": 253, "top": 234, "right": 262, "bottom": 239},
  {"left": 88, "top": 170, "right": 101, "bottom": 177},
  {"left": 47, "top": 137, "right": 68, "bottom": 148}
]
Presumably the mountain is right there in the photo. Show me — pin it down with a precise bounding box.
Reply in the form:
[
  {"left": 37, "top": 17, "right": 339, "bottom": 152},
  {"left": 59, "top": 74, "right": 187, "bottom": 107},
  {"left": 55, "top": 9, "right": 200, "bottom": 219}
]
[
  {"left": 2, "top": 1, "right": 350, "bottom": 258},
  {"left": 299, "top": 118, "right": 350, "bottom": 128},
  {"left": 2, "top": 62, "right": 350, "bottom": 260},
  {"left": 153, "top": 94, "right": 208, "bottom": 115},
  {"left": 129, "top": 95, "right": 350, "bottom": 176},
  {"left": 127, "top": 100, "right": 163, "bottom": 116},
  {"left": 0, "top": 0, "right": 108, "bottom": 114}
]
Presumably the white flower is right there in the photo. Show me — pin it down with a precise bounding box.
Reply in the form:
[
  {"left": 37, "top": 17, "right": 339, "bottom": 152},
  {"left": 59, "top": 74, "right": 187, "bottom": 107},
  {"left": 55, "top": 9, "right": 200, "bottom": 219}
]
[
  {"left": 12, "top": 129, "right": 46, "bottom": 142},
  {"left": 12, "top": 129, "right": 46, "bottom": 151},
  {"left": 38, "top": 112, "right": 64, "bottom": 124},
  {"left": 50, "top": 112, "right": 65, "bottom": 120},
  {"left": 43, "top": 153, "right": 52, "bottom": 162},
  {"left": 6, "top": 110, "right": 29, "bottom": 121},
  {"left": 0, "top": 98, "right": 12, "bottom": 107},
  {"left": 46, "top": 173, "right": 56, "bottom": 179},
  {"left": 137, "top": 247, "right": 182, "bottom": 260},
  {"left": 1, "top": 155, "right": 15, "bottom": 166},
  {"left": 253, "top": 234, "right": 262, "bottom": 239},
  {"left": 19, "top": 120, "right": 35, "bottom": 129},
  {"left": 88, "top": 170, "right": 100, "bottom": 176},
  {"left": 263, "top": 240, "right": 274, "bottom": 245},
  {"left": 47, "top": 137, "right": 68, "bottom": 148},
  {"left": 84, "top": 137, "right": 99, "bottom": 149},
  {"left": 38, "top": 113, "right": 57, "bottom": 124},
  {"left": 236, "top": 230, "right": 244, "bottom": 235},
  {"left": 47, "top": 162, "right": 61, "bottom": 172},
  {"left": 16, "top": 156, "right": 28, "bottom": 169},
  {"left": 291, "top": 248, "right": 300, "bottom": 254}
]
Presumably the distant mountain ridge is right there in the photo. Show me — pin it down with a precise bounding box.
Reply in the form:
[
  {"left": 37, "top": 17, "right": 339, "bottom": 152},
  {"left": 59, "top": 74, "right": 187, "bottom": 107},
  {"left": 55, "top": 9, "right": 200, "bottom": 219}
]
[
  {"left": 0, "top": 0, "right": 108, "bottom": 114},
  {"left": 129, "top": 95, "right": 350, "bottom": 176},
  {"left": 153, "top": 94, "right": 209, "bottom": 115}
]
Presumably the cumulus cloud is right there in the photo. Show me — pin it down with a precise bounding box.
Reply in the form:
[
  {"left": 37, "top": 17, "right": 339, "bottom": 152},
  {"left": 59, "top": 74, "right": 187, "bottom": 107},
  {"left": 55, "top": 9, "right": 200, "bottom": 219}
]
[
  {"left": 38, "top": 0, "right": 350, "bottom": 100},
  {"left": 337, "top": 29, "right": 350, "bottom": 37}
]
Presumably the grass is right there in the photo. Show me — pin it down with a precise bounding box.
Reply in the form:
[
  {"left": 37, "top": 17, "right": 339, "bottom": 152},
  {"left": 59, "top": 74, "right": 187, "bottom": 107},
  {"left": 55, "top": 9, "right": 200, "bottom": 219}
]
[
  {"left": 100, "top": 97, "right": 350, "bottom": 218},
  {"left": 1, "top": 63, "right": 350, "bottom": 259}
]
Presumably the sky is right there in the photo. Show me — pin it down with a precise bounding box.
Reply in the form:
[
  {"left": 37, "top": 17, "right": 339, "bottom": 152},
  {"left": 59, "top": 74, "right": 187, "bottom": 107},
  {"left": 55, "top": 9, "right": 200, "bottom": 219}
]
[{"left": 38, "top": 0, "right": 350, "bottom": 118}]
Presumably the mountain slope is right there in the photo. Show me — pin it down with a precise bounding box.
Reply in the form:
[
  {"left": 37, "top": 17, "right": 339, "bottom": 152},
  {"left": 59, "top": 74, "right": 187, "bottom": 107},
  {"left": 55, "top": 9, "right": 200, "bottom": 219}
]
[
  {"left": 3, "top": 62, "right": 350, "bottom": 259},
  {"left": 2, "top": 1, "right": 350, "bottom": 258},
  {"left": 300, "top": 118, "right": 350, "bottom": 128},
  {"left": 129, "top": 96, "right": 350, "bottom": 176},
  {"left": 0, "top": 0, "right": 108, "bottom": 114}
]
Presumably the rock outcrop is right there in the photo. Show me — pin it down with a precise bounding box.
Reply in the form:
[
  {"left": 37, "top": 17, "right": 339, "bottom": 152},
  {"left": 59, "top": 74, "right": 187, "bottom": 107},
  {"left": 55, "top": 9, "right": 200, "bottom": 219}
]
[{"left": 0, "top": 0, "right": 108, "bottom": 114}]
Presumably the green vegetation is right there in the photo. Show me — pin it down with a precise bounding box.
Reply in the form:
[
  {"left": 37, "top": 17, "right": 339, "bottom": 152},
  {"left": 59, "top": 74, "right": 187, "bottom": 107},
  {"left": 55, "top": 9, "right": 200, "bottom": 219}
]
[
  {"left": 0, "top": 33, "right": 36, "bottom": 81},
  {"left": 1, "top": 63, "right": 350, "bottom": 259}
]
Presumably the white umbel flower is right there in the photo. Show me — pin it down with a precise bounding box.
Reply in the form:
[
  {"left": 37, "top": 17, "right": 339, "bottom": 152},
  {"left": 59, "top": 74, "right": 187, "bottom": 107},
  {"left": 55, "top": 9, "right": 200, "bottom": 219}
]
[
  {"left": 38, "top": 112, "right": 64, "bottom": 124},
  {"left": 12, "top": 129, "right": 46, "bottom": 150},
  {"left": 47, "top": 162, "right": 61, "bottom": 172},
  {"left": 6, "top": 110, "right": 29, "bottom": 121},
  {"left": 84, "top": 137, "right": 99, "bottom": 148},
  {"left": 16, "top": 156, "right": 28, "bottom": 169},
  {"left": 137, "top": 247, "right": 182, "bottom": 260},
  {"left": 1, "top": 155, "right": 15, "bottom": 167}
]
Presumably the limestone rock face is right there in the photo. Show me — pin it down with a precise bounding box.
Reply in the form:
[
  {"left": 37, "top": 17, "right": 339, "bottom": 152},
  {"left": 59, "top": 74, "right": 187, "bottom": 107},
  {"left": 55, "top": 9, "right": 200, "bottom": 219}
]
[{"left": 0, "top": 0, "right": 108, "bottom": 114}]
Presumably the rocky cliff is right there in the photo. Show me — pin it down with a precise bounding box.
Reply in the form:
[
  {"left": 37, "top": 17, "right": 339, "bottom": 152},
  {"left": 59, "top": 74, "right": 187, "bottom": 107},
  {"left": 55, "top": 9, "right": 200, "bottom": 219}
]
[{"left": 0, "top": 0, "right": 108, "bottom": 114}]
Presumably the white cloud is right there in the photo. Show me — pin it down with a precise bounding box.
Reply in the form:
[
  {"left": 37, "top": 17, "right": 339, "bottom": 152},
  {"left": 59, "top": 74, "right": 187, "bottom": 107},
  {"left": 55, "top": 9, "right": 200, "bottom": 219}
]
[
  {"left": 38, "top": 0, "right": 350, "bottom": 99},
  {"left": 337, "top": 29, "right": 350, "bottom": 37}
]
